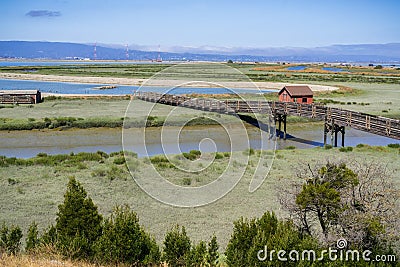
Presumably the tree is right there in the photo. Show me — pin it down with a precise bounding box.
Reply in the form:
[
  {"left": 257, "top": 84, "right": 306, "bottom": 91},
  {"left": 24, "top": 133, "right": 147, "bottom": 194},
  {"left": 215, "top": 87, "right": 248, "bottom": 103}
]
[
  {"left": 25, "top": 221, "right": 40, "bottom": 252},
  {"left": 185, "top": 240, "right": 207, "bottom": 266},
  {"left": 55, "top": 176, "right": 103, "bottom": 259},
  {"left": 295, "top": 163, "right": 358, "bottom": 238},
  {"left": 163, "top": 225, "right": 191, "bottom": 267},
  {"left": 225, "top": 216, "right": 259, "bottom": 266},
  {"left": 280, "top": 160, "right": 399, "bottom": 253},
  {"left": 0, "top": 223, "right": 23, "bottom": 255},
  {"left": 226, "top": 212, "right": 320, "bottom": 266},
  {"left": 207, "top": 235, "right": 219, "bottom": 266},
  {"left": 227, "top": 59, "right": 233, "bottom": 64},
  {"left": 94, "top": 205, "right": 160, "bottom": 265}
]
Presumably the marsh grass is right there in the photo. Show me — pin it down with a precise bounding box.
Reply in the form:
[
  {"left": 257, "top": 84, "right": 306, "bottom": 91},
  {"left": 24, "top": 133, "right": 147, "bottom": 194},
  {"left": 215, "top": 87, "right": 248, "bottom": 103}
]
[{"left": 0, "top": 150, "right": 399, "bottom": 250}]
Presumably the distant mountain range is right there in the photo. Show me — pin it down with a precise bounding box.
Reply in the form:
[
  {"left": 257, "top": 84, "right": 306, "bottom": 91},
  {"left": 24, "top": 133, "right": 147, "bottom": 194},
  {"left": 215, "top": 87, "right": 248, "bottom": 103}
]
[{"left": 1, "top": 41, "right": 400, "bottom": 63}]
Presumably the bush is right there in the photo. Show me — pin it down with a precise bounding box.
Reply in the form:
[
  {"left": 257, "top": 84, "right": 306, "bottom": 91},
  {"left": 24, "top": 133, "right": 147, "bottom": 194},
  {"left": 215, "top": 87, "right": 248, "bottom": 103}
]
[
  {"left": 284, "top": 145, "right": 296, "bottom": 150},
  {"left": 387, "top": 143, "right": 400, "bottom": 148},
  {"left": 107, "top": 165, "right": 126, "bottom": 181},
  {"left": 186, "top": 241, "right": 207, "bottom": 266},
  {"left": 94, "top": 205, "right": 160, "bottom": 265},
  {"left": 150, "top": 155, "right": 169, "bottom": 164},
  {"left": 163, "top": 225, "right": 191, "bottom": 267},
  {"left": 25, "top": 222, "right": 40, "bottom": 252},
  {"left": 55, "top": 177, "right": 103, "bottom": 259},
  {"left": 113, "top": 156, "right": 126, "bottom": 165},
  {"left": 214, "top": 152, "right": 224, "bottom": 159},
  {"left": 207, "top": 235, "right": 219, "bottom": 267},
  {"left": 183, "top": 150, "right": 201, "bottom": 161},
  {"left": 0, "top": 223, "right": 23, "bottom": 255},
  {"left": 226, "top": 212, "right": 320, "bottom": 266},
  {"left": 339, "top": 146, "right": 353, "bottom": 152},
  {"left": 243, "top": 148, "right": 255, "bottom": 156},
  {"left": 356, "top": 143, "right": 365, "bottom": 148},
  {"left": 182, "top": 177, "right": 192, "bottom": 186},
  {"left": 324, "top": 144, "right": 333, "bottom": 150}
]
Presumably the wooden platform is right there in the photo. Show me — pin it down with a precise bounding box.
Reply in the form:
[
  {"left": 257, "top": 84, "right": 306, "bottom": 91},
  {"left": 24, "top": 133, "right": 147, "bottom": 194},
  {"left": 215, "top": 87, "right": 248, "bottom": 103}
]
[{"left": 134, "top": 91, "right": 400, "bottom": 141}]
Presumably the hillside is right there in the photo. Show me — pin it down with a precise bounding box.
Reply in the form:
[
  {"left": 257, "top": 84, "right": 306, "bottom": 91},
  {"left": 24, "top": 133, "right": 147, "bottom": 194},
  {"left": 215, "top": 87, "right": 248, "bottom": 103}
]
[{"left": 1, "top": 41, "right": 400, "bottom": 63}]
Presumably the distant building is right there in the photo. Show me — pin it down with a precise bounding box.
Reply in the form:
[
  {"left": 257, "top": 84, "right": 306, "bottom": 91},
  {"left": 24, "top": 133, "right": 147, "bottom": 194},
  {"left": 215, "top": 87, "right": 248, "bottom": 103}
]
[
  {"left": 278, "top": 85, "right": 313, "bottom": 104},
  {"left": 0, "top": 90, "right": 42, "bottom": 104}
]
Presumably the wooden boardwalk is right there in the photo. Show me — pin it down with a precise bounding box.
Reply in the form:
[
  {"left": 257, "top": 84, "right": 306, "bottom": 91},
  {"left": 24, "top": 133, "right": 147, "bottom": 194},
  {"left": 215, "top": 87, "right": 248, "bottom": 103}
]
[{"left": 134, "top": 91, "right": 400, "bottom": 142}]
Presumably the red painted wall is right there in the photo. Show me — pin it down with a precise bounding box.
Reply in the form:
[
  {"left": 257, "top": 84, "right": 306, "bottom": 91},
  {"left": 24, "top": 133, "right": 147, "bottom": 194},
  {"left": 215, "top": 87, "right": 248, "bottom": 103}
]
[{"left": 278, "top": 90, "right": 313, "bottom": 104}]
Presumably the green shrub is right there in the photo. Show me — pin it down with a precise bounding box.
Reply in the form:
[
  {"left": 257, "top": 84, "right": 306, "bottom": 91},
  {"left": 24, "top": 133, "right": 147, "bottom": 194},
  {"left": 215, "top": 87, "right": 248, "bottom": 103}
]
[
  {"left": 207, "top": 235, "right": 219, "bottom": 267},
  {"left": 94, "top": 205, "right": 160, "bottom": 265},
  {"left": 150, "top": 155, "right": 170, "bottom": 164},
  {"left": 356, "top": 143, "right": 365, "bottom": 148},
  {"left": 339, "top": 146, "right": 353, "bottom": 152},
  {"left": 223, "top": 152, "right": 230, "bottom": 158},
  {"left": 110, "top": 151, "right": 124, "bottom": 157},
  {"left": 284, "top": 145, "right": 296, "bottom": 150},
  {"left": 163, "top": 225, "right": 191, "bottom": 267},
  {"left": 0, "top": 223, "right": 23, "bottom": 255},
  {"left": 7, "top": 178, "right": 18, "bottom": 185},
  {"left": 214, "top": 152, "right": 224, "bottom": 159},
  {"left": 182, "top": 178, "right": 192, "bottom": 186},
  {"left": 324, "top": 144, "right": 333, "bottom": 150},
  {"left": 25, "top": 222, "right": 40, "bottom": 252},
  {"left": 243, "top": 148, "right": 255, "bottom": 156},
  {"left": 107, "top": 165, "right": 126, "bottom": 181},
  {"left": 387, "top": 143, "right": 400, "bottom": 148},
  {"left": 55, "top": 177, "right": 103, "bottom": 259},
  {"left": 113, "top": 156, "right": 126, "bottom": 165},
  {"left": 226, "top": 212, "right": 320, "bottom": 266},
  {"left": 183, "top": 150, "right": 201, "bottom": 161},
  {"left": 186, "top": 241, "right": 207, "bottom": 266},
  {"left": 96, "top": 151, "right": 109, "bottom": 158},
  {"left": 91, "top": 168, "right": 107, "bottom": 177}
]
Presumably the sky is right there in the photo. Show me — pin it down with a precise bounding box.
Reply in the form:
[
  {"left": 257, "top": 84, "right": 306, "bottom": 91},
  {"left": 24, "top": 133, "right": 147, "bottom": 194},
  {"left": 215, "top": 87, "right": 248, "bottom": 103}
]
[{"left": 1, "top": 0, "right": 399, "bottom": 49}]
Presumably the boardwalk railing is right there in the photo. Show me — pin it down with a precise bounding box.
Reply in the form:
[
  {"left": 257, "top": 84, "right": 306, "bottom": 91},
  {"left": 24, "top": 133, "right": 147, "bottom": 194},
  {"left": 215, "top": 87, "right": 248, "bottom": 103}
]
[{"left": 134, "top": 91, "right": 400, "bottom": 140}]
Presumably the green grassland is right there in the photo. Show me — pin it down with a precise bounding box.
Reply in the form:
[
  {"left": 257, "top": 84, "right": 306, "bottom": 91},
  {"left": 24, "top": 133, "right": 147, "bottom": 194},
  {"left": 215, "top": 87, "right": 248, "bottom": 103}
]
[
  {"left": 0, "top": 98, "right": 244, "bottom": 130},
  {"left": 0, "top": 79, "right": 399, "bottom": 130},
  {"left": 0, "top": 146, "right": 399, "bottom": 249},
  {"left": 313, "top": 82, "right": 400, "bottom": 118}
]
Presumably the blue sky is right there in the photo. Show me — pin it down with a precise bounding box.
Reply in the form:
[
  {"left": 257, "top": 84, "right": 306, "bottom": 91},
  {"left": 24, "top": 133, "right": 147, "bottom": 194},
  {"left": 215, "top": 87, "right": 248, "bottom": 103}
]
[{"left": 1, "top": 0, "right": 399, "bottom": 48}]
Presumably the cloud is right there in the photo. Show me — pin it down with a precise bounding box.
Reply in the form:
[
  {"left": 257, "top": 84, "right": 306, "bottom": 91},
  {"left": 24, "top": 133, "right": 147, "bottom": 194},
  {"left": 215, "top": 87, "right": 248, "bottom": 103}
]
[{"left": 26, "top": 10, "right": 61, "bottom": 17}]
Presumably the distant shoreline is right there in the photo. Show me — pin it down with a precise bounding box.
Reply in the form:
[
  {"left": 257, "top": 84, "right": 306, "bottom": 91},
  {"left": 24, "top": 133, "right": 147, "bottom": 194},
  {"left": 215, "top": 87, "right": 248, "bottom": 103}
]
[{"left": 0, "top": 72, "right": 338, "bottom": 92}]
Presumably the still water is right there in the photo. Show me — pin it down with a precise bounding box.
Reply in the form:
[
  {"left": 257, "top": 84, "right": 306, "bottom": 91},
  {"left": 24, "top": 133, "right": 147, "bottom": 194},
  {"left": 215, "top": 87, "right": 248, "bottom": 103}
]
[
  {"left": 0, "top": 79, "right": 272, "bottom": 95},
  {"left": 0, "top": 125, "right": 397, "bottom": 159}
]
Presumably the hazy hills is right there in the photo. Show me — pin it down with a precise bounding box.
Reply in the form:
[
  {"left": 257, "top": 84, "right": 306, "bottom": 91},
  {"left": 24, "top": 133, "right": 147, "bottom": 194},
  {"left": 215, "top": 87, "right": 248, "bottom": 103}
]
[{"left": 1, "top": 41, "right": 399, "bottom": 63}]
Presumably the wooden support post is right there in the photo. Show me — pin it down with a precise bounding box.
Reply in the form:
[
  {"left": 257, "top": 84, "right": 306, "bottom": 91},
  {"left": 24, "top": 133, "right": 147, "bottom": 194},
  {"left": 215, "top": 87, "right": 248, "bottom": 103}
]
[
  {"left": 283, "top": 115, "right": 287, "bottom": 140},
  {"left": 323, "top": 116, "right": 327, "bottom": 146},
  {"left": 341, "top": 127, "right": 345, "bottom": 147},
  {"left": 334, "top": 126, "right": 338, "bottom": 147},
  {"left": 330, "top": 119, "right": 334, "bottom": 146},
  {"left": 278, "top": 115, "right": 282, "bottom": 139}
]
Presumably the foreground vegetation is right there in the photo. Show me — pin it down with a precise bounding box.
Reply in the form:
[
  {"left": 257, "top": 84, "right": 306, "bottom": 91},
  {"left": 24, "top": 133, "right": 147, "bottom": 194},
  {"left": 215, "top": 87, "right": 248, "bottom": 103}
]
[
  {"left": 1, "top": 146, "right": 399, "bottom": 247},
  {"left": 1, "top": 145, "right": 399, "bottom": 266}
]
